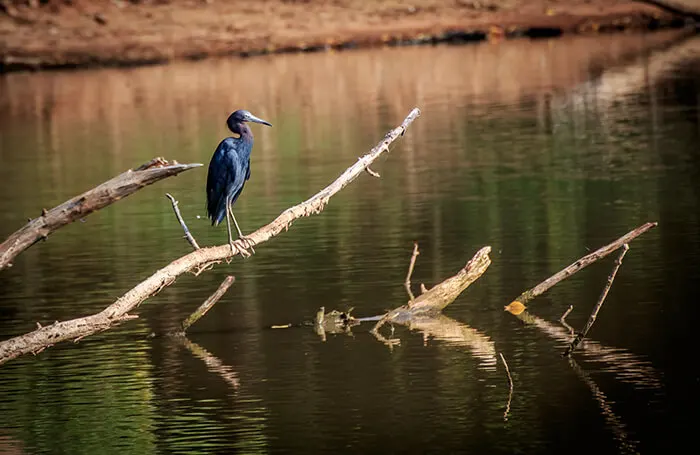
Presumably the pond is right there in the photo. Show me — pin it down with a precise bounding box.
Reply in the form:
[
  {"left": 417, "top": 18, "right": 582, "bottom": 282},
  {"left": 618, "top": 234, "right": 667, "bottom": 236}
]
[{"left": 0, "top": 29, "right": 699, "bottom": 454}]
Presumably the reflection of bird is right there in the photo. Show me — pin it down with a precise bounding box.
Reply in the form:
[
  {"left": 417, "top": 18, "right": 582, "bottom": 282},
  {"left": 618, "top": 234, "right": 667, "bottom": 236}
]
[{"left": 206, "top": 110, "right": 272, "bottom": 256}]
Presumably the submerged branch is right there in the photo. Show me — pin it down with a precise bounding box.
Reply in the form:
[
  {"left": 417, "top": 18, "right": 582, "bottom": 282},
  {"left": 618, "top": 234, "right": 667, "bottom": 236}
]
[
  {"left": 510, "top": 222, "right": 655, "bottom": 306},
  {"left": 500, "top": 353, "right": 514, "bottom": 421},
  {"left": 0, "top": 108, "right": 421, "bottom": 366},
  {"left": 564, "top": 244, "right": 630, "bottom": 356},
  {"left": 0, "top": 157, "right": 202, "bottom": 271},
  {"left": 180, "top": 276, "right": 236, "bottom": 334}
]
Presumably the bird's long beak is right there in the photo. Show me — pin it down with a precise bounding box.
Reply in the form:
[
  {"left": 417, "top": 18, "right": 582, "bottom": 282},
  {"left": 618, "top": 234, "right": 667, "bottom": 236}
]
[{"left": 247, "top": 113, "right": 272, "bottom": 127}]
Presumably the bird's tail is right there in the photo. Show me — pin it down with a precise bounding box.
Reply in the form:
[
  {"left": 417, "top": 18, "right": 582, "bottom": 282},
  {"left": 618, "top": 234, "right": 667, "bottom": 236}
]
[{"left": 207, "top": 197, "right": 227, "bottom": 226}]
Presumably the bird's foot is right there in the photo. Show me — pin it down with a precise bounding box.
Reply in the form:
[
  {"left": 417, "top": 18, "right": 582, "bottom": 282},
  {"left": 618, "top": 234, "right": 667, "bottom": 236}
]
[
  {"left": 228, "top": 240, "right": 249, "bottom": 258},
  {"left": 237, "top": 236, "right": 256, "bottom": 255},
  {"left": 232, "top": 238, "right": 254, "bottom": 258}
]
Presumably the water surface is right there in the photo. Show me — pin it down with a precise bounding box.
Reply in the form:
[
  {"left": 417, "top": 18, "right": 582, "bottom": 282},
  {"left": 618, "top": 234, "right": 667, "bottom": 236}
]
[{"left": 1, "top": 30, "right": 699, "bottom": 454}]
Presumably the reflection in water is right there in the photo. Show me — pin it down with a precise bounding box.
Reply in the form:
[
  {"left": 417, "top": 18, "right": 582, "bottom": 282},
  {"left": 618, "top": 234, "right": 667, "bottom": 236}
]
[
  {"left": 512, "top": 309, "right": 662, "bottom": 390},
  {"left": 1, "top": 30, "right": 699, "bottom": 454},
  {"left": 406, "top": 314, "right": 497, "bottom": 370},
  {"left": 568, "top": 357, "right": 639, "bottom": 455}
]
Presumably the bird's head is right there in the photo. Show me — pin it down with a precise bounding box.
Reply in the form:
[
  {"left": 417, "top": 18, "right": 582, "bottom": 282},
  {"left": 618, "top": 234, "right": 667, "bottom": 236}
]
[{"left": 227, "top": 110, "right": 272, "bottom": 132}]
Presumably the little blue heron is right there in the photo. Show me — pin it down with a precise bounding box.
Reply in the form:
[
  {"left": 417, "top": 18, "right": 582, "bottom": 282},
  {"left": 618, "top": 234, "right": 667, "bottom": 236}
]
[{"left": 206, "top": 109, "right": 272, "bottom": 256}]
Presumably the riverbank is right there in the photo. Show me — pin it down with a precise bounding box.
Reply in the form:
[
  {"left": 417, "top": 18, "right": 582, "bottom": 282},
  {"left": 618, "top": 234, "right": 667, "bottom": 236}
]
[{"left": 0, "top": 0, "right": 696, "bottom": 72}]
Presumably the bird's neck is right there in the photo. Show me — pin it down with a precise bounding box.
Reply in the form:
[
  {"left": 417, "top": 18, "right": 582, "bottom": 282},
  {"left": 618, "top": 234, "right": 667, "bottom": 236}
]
[{"left": 231, "top": 123, "right": 252, "bottom": 139}]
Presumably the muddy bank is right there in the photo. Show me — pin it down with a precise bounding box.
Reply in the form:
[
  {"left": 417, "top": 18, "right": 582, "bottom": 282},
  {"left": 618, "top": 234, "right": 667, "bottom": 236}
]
[{"left": 0, "top": 0, "right": 697, "bottom": 72}]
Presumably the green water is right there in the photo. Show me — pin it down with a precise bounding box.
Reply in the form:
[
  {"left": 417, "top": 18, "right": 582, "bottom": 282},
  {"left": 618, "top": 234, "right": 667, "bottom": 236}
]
[{"left": 0, "top": 31, "right": 699, "bottom": 454}]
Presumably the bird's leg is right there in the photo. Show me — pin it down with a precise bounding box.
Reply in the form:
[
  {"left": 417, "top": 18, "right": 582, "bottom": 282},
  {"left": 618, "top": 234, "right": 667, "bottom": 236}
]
[
  {"left": 224, "top": 200, "right": 250, "bottom": 258},
  {"left": 227, "top": 206, "right": 253, "bottom": 257},
  {"left": 230, "top": 210, "right": 255, "bottom": 255},
  {"left": 225, "top": 203, "right": 237, "bottom": 256}
]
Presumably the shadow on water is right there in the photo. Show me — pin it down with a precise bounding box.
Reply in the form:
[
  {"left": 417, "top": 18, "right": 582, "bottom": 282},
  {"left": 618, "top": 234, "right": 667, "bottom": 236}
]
[{"left": 1, "top": 29, "right": 699, "bottom": 454}]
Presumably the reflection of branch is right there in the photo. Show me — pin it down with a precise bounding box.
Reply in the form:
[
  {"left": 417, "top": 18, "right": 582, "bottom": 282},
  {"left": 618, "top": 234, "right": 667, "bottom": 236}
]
[
  {"left": 508, "top": 309, "right": 662, "bottom": 389},
  {"left": 179, "top": 337, "right": 240, "bottom": 390},
  {"left": 370, "top": 327, "right": 401, "bottom": 348},
  {"left": 565, "top": 244, "right": 629, "bottom": 356},
  {"left": 0, "top": 157, "right": 202, "bottom": 270},
  {"left": 499, "top": 353, "right": 514, "bottom": 421},
  {"left": 180, "top": 276, "right": 236, "bottom": 334},
  {"left": 405, "top": 242, "right": 420, "bottom": 304},
  {"left": 511, "top": 222, "right": 655, "bottom": 306},
  {"left": 166, "top": 193, "right": 200, "bottom": 250},
  {"left": 568, "top": 357, "right": 638, "bottom": 454},
  {"left": 560, "top": 305, "right": 575, "bottom": 336},
  {"left": 0, "top": 108, "right": 421, "bottom": 365}
]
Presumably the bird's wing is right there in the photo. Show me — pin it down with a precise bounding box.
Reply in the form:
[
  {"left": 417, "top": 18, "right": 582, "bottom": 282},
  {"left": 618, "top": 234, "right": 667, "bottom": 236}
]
[
  {"left": 206, "top": 138, "right": 247, "bottom": 225},
  {"left": 245, "top": 161, "right": 251, "bottom": 181}
]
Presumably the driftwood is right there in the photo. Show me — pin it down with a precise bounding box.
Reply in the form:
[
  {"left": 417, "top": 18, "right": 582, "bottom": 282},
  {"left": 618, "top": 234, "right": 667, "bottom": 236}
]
[
  {"left": 509, "top": 222, "right": 656, "bottom": 308},
  {"left": 371, "top": 246, "right": 492, "bottom": 339},
  {"left": 564, "top": 244, "right": 630, "bottom": 356},
  {"left": 0, "top": 157, "right": 202, "bottom": 271},
  {"left": 0, "top": 108, "right": 421, "bottom": 366}
]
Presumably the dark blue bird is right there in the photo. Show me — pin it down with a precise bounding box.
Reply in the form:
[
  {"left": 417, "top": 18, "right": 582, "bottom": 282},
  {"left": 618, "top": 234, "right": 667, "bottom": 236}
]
[{"left": 206, "top": 109, "right": 272, "bottom": 256}]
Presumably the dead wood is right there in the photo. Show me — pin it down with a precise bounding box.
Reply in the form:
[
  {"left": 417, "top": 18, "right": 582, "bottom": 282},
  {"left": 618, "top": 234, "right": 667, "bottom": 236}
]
[
  {"left": 371, "top": 245, "right": 492, "bottom": 336},
  {"left": 0, "top": 157, "right": 202, "bottom": 271},
  {"left": 166, "top": 193, "right": 201, "bottom": 250},
  {"left": 509, "top": 222, "right": 656, "bottom": 307},
  {"left": 0, "top": 108, "right": 421, "bottom": 366},
  {"left": 180, "top": 276, "right": 236, "bottom": 334},
  {"left": 564, "top": 244, "right": 630, "bottom": 356}
]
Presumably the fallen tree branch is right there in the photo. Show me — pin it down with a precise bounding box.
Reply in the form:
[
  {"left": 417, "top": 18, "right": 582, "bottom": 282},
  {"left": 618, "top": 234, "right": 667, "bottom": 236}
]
[
  {"left": 509, "top": 222, "right": 655, "bottom": 306},
  {"left": 564, "top": 244, "right": 629, "bottom": 356},
  {"left": 0, "top": 108, "right": 421, "bottom": 366},
  {"left": 371, "top": 246, "right": 491, "bottom": 336},
  {"left": 180, "top": 276, "right": 235, "bottom": 334},
  {"left": 0, "top": 157, "right": 202, "bottom": 270}
]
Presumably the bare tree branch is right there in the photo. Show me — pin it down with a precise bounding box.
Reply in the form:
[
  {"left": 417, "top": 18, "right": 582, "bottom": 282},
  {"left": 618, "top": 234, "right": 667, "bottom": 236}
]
[
  {"left": 509, "top": 222, "right": 655, "bottom": 306},
  {"left": 166, "top": 193, "right": 200, "bottom": 250},
  {"left": 180, "top": 276, "right": 235, "bottom": 334},
  {"left": 371, "top": 246, "right": 492, "bottom": 336},
  {"left": 0, "top": 108, "right": 421, "bottom": 366},
  {"left": 0, "top": 157, "right": 202, "bottom": 270},
  {"left": 564, "top": 244, "right": 630, "bottom": 356}
]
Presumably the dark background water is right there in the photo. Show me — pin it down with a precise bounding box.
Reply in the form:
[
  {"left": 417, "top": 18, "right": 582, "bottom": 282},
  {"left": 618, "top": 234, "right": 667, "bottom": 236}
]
[{"left": 1, "top": 30, "right": 699, "bottom": 454}]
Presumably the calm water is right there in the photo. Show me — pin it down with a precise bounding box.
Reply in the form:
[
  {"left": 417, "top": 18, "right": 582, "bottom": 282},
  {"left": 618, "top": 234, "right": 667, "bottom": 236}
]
[{"left": 1, "top": 30, "right": 699, "bottom": 454}]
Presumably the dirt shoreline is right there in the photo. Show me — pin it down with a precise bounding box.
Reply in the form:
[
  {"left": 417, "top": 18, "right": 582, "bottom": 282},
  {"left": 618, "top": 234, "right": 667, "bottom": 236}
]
[{"left": 0, "top": 0, "right": 697, "bottom": 73}]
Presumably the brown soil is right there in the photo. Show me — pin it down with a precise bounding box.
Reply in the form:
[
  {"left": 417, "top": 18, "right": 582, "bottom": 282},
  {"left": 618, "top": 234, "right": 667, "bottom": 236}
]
[{"left": 0, "top": 0, "right": 693, "bottom": 72}]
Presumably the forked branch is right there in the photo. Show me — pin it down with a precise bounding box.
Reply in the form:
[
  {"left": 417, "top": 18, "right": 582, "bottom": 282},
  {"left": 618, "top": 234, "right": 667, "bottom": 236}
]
[{"left": 564, "top": 244, "right": 630, "bottom": 356}]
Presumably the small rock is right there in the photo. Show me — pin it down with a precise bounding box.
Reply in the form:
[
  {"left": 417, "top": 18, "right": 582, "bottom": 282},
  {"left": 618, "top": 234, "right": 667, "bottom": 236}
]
[{"left": 94, "top": 13, "right": 108, "bottom": 25}]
